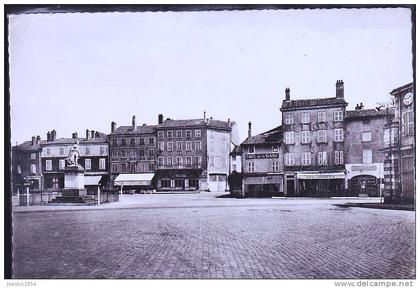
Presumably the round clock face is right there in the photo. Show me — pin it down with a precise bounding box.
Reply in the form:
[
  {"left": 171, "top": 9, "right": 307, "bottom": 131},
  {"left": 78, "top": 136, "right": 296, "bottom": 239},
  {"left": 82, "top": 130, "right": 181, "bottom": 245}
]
[{"left": 403, "top": 92, "right": 413, "bottom": 106}]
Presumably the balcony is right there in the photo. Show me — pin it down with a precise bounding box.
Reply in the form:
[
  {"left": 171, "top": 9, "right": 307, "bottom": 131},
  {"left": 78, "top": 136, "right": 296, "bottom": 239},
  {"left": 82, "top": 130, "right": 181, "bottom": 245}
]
[{"left": 157, "top": 164, "right": 202, "bottom": 170}]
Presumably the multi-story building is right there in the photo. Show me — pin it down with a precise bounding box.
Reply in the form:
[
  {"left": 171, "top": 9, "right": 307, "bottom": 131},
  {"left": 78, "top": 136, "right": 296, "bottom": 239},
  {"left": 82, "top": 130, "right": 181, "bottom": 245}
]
[
  {"left": 383, "top": 83, "right": 414, "bottom": 203},
  {"left": 344, "top": 108, "right": 390, "bottom": 196},
  {"left": 155, "top": 114, "right": 232, "bottom": 192},
  {"left": 279, "top": 80, "right": 348, "bottom": 196},
  {"left": 108, "top": 116, "right": 157, "bottom": 191},
  {"left": 240, "top": 122, "right": 284, "bottom": 197},
  {"left": 41, "top": 129, "right": 108, "bottom": 193},
  {"left": 11, "top": 135, "right": 43, "bottom": 193}
]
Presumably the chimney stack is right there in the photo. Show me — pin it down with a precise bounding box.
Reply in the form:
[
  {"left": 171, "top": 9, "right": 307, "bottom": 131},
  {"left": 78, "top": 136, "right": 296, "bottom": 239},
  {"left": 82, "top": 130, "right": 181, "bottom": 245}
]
[
  {"left": 95, "top": 131, "right": 99, "bottom": 138},
  {"left": 285, "top": 88, "right": 290, "bottom": 101},
  {"left": 51, "top": 130, "right": 56, "bottom": 141},
  {"left": 86, "top": 129, "right": 90, "bottom": 140},
  {"left": 36, "top": 135, "right": 41, "bottom": 144},
  {"left": 31, "top": 136, "right": 36, "bottom": 146},
  {"left": 132, "top": 115, "right": 136, "bottom": 130},
  {"left": 111, "top": 121, "right": 116, "bottom": 133},
  {"left": 336, "top": 80, "right": 344, "bottom": 99},
  {"left": 47, "top": 131, "right": 51, "bottom": 142},
  {"left": 158, "top": 114, "right": 164, "bottom": 125},
  {"left": 248, "top": 121, "right": 252, "bottom": 138},
  {"left": 204, "top": 111, "right": 206, "bottom": 120},
  {"left": 91, "top": 130, "right": 95, "bottom": 139}
]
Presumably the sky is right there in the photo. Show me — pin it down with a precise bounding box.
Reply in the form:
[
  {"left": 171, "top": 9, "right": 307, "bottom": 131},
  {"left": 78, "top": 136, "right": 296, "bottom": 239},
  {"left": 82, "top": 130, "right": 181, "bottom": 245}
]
[{"left": 8, "top": 8, "right": 413, "bottom": 145}]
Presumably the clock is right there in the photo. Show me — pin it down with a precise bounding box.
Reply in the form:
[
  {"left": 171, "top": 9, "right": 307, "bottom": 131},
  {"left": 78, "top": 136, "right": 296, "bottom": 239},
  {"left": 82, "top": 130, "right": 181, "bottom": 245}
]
[{"left": 403, "top": 92, "right": 413, "bottom": 106}]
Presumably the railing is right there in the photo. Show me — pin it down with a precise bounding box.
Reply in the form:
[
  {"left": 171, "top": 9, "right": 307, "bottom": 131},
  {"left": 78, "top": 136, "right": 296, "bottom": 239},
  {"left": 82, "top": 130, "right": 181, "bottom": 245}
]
[{"left": 19, "top": 191, "right": 62, "bottom": 206}]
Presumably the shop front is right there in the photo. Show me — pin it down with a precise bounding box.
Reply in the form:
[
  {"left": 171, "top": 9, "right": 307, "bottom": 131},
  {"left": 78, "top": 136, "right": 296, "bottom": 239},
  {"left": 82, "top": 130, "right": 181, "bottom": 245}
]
[
  {"left": 243, "top": 173, "right": 284, "bottom": 197},
  {"left": 296, "top": 172, "right": 345, "bottom": 197},
  {"left": 156, "top": 169, "right": 202, "bottom": 191}
]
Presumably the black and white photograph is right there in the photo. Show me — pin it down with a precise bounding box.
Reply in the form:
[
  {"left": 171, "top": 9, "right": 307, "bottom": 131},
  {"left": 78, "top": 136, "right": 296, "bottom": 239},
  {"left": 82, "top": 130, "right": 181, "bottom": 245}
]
[{"left": 4, "top": 4, "right": 415, "bottom": 286}]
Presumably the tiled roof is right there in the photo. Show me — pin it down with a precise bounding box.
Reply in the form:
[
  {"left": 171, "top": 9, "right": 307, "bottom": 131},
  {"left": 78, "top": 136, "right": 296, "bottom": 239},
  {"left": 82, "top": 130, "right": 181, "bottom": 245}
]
[
  {"left": 41, "top": 136, "right": 108, "bottom": 145},
  {"left": 281, "top": 97, "right": 348, "bottom": 110},
  {"left": 15, "top": 140, "right": 44, "bottom": 151},
  {"left": 111, "top": 125, "right": 157, "bottom": 135},
  {"left": 241, "top": 125, "right": 283, "bottom": 145},
  {"left": 345, "top": 108, "right": 393, "bottom": 119},
  {"left": 390, "top": 83, "right": 413, "bottom": 95},
  {"left": 160, "top": 118, "right": 231, "bottom": 130},
  {"left": 229, "top": 145, "right": 243, "bottom": 156}
]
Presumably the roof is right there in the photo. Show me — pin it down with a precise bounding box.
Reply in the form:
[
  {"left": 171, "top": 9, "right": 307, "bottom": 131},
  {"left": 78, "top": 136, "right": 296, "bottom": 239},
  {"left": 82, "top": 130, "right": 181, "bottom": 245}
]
[
  {"left": 230, "top": 145, "right": 243, "bottom": 156},
  {"left": 160, "top": 118, "right": 231, "bottom": 130},
  {"left": 345, "top": 108, "right": 393, "bottom": 119},
  {"left": 390, "top": 83, "right": 413, "bottom": 95},
  {"left": 111, "top": 125, "right": 157, "bottom": 135},
  {"left": 41, "top": 136, "right": 108, "bottom": 145},
  {"left": 281, "top": 97, "right": 348, "bottom": 110},
  {"left": 14, "top": 140, "right": 44, "bottom": 151},
  {"left": 241, "top": 125, "right": 283, "bottom": 145}
]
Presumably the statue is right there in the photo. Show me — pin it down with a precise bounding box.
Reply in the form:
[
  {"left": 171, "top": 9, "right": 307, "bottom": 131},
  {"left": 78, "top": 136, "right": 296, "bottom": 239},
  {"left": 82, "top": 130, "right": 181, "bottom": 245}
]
[{"left": 66, "top": 141, "right": 81, "bottom": 166}]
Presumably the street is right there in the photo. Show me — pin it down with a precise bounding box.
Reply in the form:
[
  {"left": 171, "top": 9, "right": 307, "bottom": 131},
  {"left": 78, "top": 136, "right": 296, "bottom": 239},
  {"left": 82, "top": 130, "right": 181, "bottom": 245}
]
[{"left": 12, "top": 193, "right": 415, "bottom": 279}]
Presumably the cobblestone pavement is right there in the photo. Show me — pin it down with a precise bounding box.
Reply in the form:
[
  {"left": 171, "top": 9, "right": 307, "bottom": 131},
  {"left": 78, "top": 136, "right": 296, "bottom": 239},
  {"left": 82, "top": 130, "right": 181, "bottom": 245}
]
[{"left": 12, "top": 193, "right": 415, "bottom": 279}]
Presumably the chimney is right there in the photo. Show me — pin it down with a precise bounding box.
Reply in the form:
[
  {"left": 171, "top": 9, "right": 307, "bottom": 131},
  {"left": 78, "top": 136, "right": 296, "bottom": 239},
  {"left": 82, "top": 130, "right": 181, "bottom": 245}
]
[
  {"left": 73, "top": 132, "right": 78, "bottom": 139},
  {"left": 336, "top": 80, "right": 344, "bottom": 99},
  {"left": 132, "top": 115, "right": 136, "bottom": 130},
  {"left": 248, "top": 121, "right": 252, "bottom": 138},
  {"left": 51, "top": 130, "right": 56, "bottom": 141},
  {"left": 111, "top": 121, "right": 116, "bottom": 133},
  {"left": 228, "top": 118, "right": 230, "bottom": 125},
  {"left": 203, "top": 111, "right": 206, "bottom": 120},
  {"left": 31, "top": 136, "right": 36, "bottom": 146},
  {"left": 285, "top": 88, "right": 290, "bottom": 101},
  {"left": 86, "top": 129, "right": 90, "bottom": 140},
  {"left": 158, "top": 114, "right": 164, "bottom": 125},
  {"left": 95, "top": 132, "right": 99, "bottom": 138},
  {"left": 47, "top": 131, "right": 51, "bottom": 142},
  {"left": 91, "top": 130, "right": 95, "bottom": 139},
  {"left": 36, "top": 135, "right": 41, "bottom": 144}
]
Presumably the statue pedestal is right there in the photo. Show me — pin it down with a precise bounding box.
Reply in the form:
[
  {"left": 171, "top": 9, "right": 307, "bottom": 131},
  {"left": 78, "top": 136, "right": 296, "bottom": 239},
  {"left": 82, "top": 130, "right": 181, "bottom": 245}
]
[{"left": 63, "top": 165, "right": 86, "bottom": 196}]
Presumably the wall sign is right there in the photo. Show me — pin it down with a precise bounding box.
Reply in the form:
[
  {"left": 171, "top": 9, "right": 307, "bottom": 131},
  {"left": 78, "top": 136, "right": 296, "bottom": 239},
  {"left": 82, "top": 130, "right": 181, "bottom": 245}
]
[{"left": 245, "top": 153, "right": 279, "bottom": 159}]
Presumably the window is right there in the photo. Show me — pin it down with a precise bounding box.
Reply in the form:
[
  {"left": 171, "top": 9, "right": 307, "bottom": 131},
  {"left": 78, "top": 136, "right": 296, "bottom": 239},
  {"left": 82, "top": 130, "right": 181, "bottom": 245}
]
[
  {"left": 248, "top": 146, "right": 255, "bottom": 153},
  {"left": 59, "top": 148, "right": 64, "bottom": 155},
  {"left": 363, "top": 149, "right": 372, "bottom": 164},
  {"left": 186, "top": 130, "right": 192, "bottom": 138},
  {"left": 130, "top": 163, "right": 136, "bottom": 173},
  {"left": 121, "top": 139, "right": 126, "bottom": 146},
  {"left": 46, "top": 160, "right": 52, "bottom": 171},
  {"left": 272, "top": 146, "right": 278, "bottom": 152},
  {"left": 161, "top": 179, "right": 171, "bottom": 188},
  {"left": 111, "top": 151, "right": 117, "bottom": 159},
  {"left": 158, "top": 131, "right": 164, "bottom": 139},
  {"left": 318, "top": 111, "right": 327, "bottom": 122},
  {"left": 285, "top": 114, "right": 294, "bottom": 124},
  {"left": 209, "top": 157, "right": 214, "bottom": 167},
  {"left": 52, "top": 178, "right": 59, "bottom": 189},
  {"left": 112, "top": 139, "right": 117, "bottom": 146},
  {"left": 100, "top": 147, "right": 106, "bottom": 155},
  {"left": 334, "top": 129, "right": 344, "bottom": 142},
  {"left": 131, "top": 138, "right": 136, "bottom": 146},
  {"left": 158, "top": 142, "right": 164, "bottom": 151},
  {"left": 85, "top": 147, "right": 90, "bottom": 155},
  {"left": 46, "top": 148, "right": 51, "bottom": 155},
  {"left": 272, "top": 160, "right": 279, "bottom": 171},
  {"left": 248, "top": 161, "right": 255, "bottom": 172},
  {"left": 221, "top": 141, "right": 227, "bottom": 151},
  {"left": 139, "top": 150, "right": 145, "bottom": 157},
  {"left": 149, "top": 138, "right": 154, "bottom": 145},
  {"left": 362, "top": 132, "right": 372, "bottom": 142},
  {"left": 334, "top": 111, "right": 343, "bottom": 121},
  {"left": 302, "top": 153, "right": 311, "bottom": 166},
  {"left": 195, "top": 141, "right": 201, "bottom": 151},
  {"left": 334, "top": 151, "right": 344, "bottom": 165},
  {"left": 301, "top": 131, "right": 310, "bottom": 144},
  {"left": 175, "top": 179, "right": 184, "bottom": 188},
  {"left": 195, "top": 130, "right": 201, "bottom": 138},
  {"left": 176, "top": 156, "right": 183, "bottom": 165},
  {"left": 149, "top": 149, "right": 154, "bottom": 157},
  {"left": 195, "top": 156, "right": 202, "bottom": 165},
  {"left": 31, "top": 153, "right": 36, "bottom": 159},
  {"left": 284, "top": 153, "right": 295, "bottom": 166},
  {"left": 166, "top": 131, "right": 173, "bottom": 139},
  {"left": 121, "top": 150, "right": 127, "bottom": 158},
  {"left": 130, "top": 150, "right": 136, "bottom": 158},
  {"left": 139, "top": 138, "right": 145, "bottom": 145},
  {"left": 31, "top": 164, "right": 37, "bottom": 174},
  {"left": 176, "top": 130, "right": 182, "bottom": 138},
  {"left": 176, "top": 141, "right": 182, "bottom": 151},
  {"left": 99, "top": 158, "right": 106, "bottom": 170},
  {"left": 112, "top": 164, "right": 118, "bottom": 173},
  {"left": 301, "top": 113, "right": 310, "bottom": 124},
  {"left": 222, "top": 157, "right": 227, "bottom": 167},
  {"left": 186, "top": 156, "right": 192, "bottom": 166},
  {"left": 402, "top": 111, "right": 414, "bottom": 136},
  {"left": 121, "top": 163, "right": 127, "bottom": 172},
  {"left": 167, "top": 157, "right": 173, "bottom": 166},
  {"left": 317, "top": 130, "right": 327, "bottom": 143},
  {"left": 59, "top": 159, "right": 65, "bottom": 170},
  {"left": 167, "top": 142, "right": 173, "bottom": 152},
  {"left": 209, "top": 141, "right": 214, "bottom": 151},
  {"left": 285, "top": 131, "right": 294, "bottom": 144},
  {"left": 85, "top": 159, "right": 91, "bottom": 170},
  {"left": 158, "top": 157, "right": 164, "bottom": 166},
  {"left": 186, "top": 141, "right": 192, "bottom": 151},
  {"left": 317, "top": 151, "right": 328, "bottom": 165}
]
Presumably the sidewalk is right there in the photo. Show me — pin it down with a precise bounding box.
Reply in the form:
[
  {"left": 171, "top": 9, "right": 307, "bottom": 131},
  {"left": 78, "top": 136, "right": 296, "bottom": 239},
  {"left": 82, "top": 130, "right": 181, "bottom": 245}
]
[{"left": 336, "top": 202, "right": 415, "bottom": 211}]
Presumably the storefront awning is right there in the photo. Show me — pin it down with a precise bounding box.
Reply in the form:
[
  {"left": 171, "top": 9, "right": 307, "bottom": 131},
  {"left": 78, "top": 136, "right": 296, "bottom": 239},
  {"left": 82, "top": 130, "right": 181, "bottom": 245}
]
[
  {"left": 84, "top": 175, "right": 102, "bottom": 186},
  {"left": 114, "top": 173, "right": 155, "bottom": 186},
  {"left": 296, "top": 172, "right": 345, "bottom": 180}
]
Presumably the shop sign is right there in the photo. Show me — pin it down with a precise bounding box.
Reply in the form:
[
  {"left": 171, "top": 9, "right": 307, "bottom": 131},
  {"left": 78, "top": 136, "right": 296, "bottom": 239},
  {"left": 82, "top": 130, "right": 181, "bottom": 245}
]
[
  {"left": 350, "top": 165, "right": 377, "bottom": 171},
  {"left": 245, "top": 153, "right": 279, "bottom": 159}
]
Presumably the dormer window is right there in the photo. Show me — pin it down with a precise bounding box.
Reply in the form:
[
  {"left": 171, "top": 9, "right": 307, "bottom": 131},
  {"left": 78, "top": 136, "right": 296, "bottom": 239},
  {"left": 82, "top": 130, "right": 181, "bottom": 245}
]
[{"left": 248, "top": 146, "right": 255, "bottom": 154}]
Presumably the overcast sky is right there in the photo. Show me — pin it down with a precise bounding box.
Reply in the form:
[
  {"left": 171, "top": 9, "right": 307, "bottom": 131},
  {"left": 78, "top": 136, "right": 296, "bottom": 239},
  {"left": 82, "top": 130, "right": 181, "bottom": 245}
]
[{"left": 9, "top": 8, "right": 413, "bottom": 145}]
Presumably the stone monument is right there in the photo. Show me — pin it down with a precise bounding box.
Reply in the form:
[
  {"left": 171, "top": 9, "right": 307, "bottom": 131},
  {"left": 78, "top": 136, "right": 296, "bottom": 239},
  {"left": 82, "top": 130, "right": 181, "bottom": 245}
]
[{"left": 63, "top": 141, "right": 86, "bottom": 196}]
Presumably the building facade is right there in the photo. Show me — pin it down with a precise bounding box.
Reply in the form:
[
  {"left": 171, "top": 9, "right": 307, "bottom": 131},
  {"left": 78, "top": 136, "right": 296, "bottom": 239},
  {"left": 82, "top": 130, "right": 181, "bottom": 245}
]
[
  {"left": 41, "top": 129, "right": 108, "bottom": 193},
  {"left": 279, "top": 81, "right": 348, "bottom": 196},
  {"left": 344, "top": 109, "right": 389, "bottom": 196},
  {"left": 240, "top": 123, "right": 284, "bottom": 197},
  {"left": 383, "top": 83, "right": 414, "bottom": 203}
]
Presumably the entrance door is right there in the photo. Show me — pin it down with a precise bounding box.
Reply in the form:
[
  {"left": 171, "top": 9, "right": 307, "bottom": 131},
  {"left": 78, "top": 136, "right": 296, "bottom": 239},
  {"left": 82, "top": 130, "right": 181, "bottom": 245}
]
[{"left": 287, "top": 180, "right": 295, "bottom": 196}]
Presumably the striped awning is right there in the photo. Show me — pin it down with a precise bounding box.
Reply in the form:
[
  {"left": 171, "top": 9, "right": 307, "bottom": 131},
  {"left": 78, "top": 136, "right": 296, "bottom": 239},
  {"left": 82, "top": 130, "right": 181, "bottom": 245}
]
[{"left": 114, "top": 173, "right": 155, "bottom": 186}]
